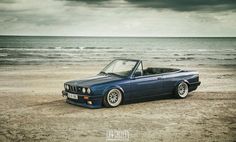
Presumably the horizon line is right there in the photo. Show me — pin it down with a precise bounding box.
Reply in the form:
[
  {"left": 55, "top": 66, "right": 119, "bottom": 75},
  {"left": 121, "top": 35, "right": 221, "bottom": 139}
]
[{"left": 0, "top": 34, "right": 235, "bottom": 38}]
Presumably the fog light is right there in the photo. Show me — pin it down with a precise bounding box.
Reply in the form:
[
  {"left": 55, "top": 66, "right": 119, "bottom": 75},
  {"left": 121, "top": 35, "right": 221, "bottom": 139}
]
[{"left": 87, "top": 101, "right": 92, "bottom": 105}]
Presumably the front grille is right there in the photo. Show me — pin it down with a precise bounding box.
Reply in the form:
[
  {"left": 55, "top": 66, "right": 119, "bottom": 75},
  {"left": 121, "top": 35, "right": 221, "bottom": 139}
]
[{"left": 66, "top": 85, "right": 83, "bottom": 94}]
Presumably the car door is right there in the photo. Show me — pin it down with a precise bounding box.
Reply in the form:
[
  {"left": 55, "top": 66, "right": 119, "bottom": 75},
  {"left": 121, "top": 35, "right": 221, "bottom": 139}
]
[
  {"left": 129, "top": 63, "right": 163, "bottom": 99},
  {"left": 129, "top": 76, "right": 163, "bottom": 99}
]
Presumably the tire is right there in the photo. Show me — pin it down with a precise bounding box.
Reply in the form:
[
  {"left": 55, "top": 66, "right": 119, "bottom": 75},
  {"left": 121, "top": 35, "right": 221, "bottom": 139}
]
[
  {"left": 175, "top": 81, "right": 189, "bottom": 99},
  {"left": 103, "top": 89, "right": 123, "bottom": 108}
]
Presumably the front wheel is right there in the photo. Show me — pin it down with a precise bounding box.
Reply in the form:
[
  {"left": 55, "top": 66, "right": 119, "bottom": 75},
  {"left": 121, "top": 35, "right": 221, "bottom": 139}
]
[
  {"left": 175, "top": 82, "right": 189, "bottom": 99},
  {"left": 103, "top": 89, "right": 122, "bottom": 107}
]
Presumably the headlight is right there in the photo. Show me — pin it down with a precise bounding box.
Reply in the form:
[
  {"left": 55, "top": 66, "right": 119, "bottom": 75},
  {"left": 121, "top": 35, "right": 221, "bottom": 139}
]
[
  {"left": 87, "top": 88, "right": 91, "bottom": 94},
  {"left": 82, "top": 88, "right": 86, "bottom": 93},
  {"left": 65, "top": 84, "right": 69, "bottom": 90}
]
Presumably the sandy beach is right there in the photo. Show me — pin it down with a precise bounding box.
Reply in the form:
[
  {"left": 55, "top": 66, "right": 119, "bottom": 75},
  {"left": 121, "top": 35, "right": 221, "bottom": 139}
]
[
  {"left": 0, "top": 64, "right": 235, "bottom": 142},
  {"left": 0, "top": 0, "right": 236, "bottom": 140}
]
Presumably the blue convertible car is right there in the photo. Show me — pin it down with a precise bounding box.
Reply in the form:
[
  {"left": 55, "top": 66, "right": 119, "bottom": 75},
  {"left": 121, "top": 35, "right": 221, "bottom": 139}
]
[{"left": 62, "top": 59, "right": 201, "bottom": 108}]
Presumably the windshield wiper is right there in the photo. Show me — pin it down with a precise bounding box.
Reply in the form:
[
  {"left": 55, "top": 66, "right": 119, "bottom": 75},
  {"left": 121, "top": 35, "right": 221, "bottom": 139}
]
[
  {"left": 107, "top": 72, "right": 123, "bottom": 77},
  {"left": 100, "top": 72, "right": 123, "bottom": 77},
  {"left": 100, "top": 71, "right": 106, "bottom": 74},
  {"left": 99, "top": 71, "right": 108, "bottom": 76}
]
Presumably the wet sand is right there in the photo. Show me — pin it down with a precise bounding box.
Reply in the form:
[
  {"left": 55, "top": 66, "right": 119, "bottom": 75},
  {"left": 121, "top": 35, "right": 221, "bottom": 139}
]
[{"left": 0, "top": 65, "right": 235, "bottom": 141}]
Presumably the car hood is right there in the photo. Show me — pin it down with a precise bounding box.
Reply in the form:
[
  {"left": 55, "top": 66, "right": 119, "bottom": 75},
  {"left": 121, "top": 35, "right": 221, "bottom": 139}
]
[{"left": 65, "top": 74, "right": 123, "bottom": 87}]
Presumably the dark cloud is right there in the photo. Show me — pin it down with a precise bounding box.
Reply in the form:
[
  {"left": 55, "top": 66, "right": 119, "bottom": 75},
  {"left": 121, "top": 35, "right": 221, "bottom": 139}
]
[
  {"left": 61, "top": 0, "right": 111, "bottom": 7},
  {"left": 61, "top": 0, "right": 236, "bottom": 12},
  {"left": 63, "top": 0, "right": 109, "bottom": 4},
  {"left": 65, "top": 0, "right": 108, "bottom": 2},
  {"left": 125, "top": 0, "right": 236, "bottom": 12}
]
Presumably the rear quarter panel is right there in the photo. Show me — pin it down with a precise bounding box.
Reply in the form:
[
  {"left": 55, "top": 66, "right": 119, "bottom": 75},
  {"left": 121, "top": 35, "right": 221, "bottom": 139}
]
[{"left": 161, "top": 70, "right": 199, "bottom": 94}]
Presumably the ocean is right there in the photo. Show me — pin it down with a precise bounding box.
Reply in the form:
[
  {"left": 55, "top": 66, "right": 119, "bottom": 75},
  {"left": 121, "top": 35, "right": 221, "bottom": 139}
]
[{"left": 0, "top": 36, "right": 235, "bottom": 67}]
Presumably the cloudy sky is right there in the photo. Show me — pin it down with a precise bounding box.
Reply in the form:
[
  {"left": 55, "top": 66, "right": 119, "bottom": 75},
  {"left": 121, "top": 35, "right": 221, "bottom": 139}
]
[{"left": 0, "top": 0, "right": 235, "bottom": 37}]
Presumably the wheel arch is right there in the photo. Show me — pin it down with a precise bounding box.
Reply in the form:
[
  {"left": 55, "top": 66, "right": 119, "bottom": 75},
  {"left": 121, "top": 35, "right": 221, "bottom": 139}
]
[
  {"left": 173, "top": 79, "right": 190, "bottom": 93},
  {"left": 103, "top": 85, "right": 125, "bottom": 104},
  {"left": 175, "top": 79, "right": 190, "bottom": 87}
]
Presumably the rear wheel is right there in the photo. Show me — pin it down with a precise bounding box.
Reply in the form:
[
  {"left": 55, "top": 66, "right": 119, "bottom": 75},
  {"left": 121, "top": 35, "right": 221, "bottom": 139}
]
[
  {"left": 175, "top": 82, "right": 189, "bottom": 99},
  {"left": 103, "top": 89, "right": 122, "bottom": 107}
]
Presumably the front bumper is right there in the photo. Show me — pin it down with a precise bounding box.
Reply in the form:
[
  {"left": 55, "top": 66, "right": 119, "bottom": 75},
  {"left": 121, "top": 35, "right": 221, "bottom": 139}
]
[{"left": 62, "top": 90, "right": 103, "bottom": 108}]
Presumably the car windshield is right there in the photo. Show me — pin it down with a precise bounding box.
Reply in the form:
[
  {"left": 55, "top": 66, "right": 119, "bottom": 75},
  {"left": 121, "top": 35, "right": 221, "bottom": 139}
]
[{"left": 101, "top": 60, "right": 138, "bottom": 77}]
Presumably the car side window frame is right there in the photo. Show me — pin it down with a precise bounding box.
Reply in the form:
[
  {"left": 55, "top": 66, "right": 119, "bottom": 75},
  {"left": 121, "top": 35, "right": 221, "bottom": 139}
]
[{"left": 131, "top": 61, "right": 143, "bottom": 78}]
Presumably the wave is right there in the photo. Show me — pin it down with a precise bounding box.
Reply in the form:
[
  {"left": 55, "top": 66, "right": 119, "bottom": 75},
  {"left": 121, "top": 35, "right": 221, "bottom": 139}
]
[
  {"left": 1, "top": 36, "right": 236, "bottom": 66},
  {"left": 207, "top": 57, "right": 236, "bottom": 60},
  {"left": 176, "top": 57, "right": 195, "bottom": 61}
]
